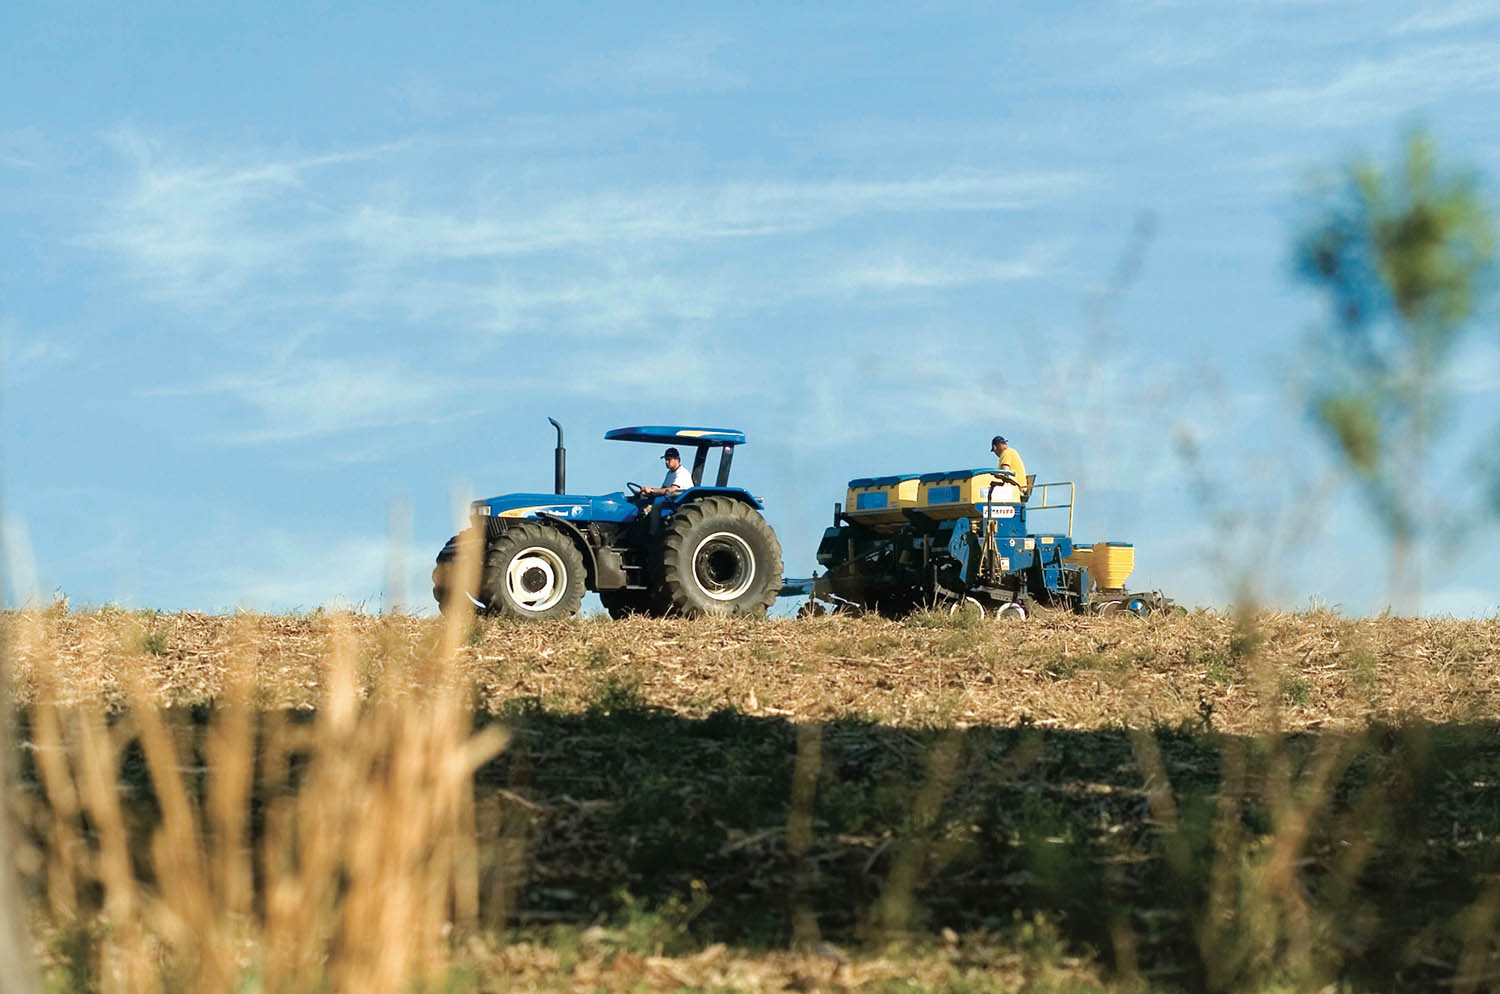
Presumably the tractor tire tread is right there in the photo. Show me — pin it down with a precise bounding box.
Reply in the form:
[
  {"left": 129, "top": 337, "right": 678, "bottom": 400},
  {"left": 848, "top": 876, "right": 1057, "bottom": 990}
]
[
  {"left": 432, "top": 529, "right": 485, "bottom": 614},
  {"left": 656, "top": 496, "right": 782, "bottom": 617},
  {"left": 479, "top": 522, "right": 587, "bottom": 621}
]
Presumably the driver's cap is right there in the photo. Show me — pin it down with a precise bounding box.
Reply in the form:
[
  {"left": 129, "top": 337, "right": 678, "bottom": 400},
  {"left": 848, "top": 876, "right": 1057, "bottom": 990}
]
[{"left": 662, "top": 447, "right": 681, "bottom": 460}]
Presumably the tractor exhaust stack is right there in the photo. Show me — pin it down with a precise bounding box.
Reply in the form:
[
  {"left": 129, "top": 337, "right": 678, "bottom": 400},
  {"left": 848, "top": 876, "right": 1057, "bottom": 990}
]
[{"left": 548, "top": 417, "right": 565, "bottom": 494}]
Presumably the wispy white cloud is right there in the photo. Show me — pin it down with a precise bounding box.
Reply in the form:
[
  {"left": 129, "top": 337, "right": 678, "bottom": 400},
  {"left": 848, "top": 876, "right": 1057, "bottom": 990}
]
[
  {"left": 390, "top": 71, "right": 497, "bottom": 119},
  {"left": 830, "top": 240, "right": 1068, "bottom": 293},
  {"left": 84, "top": 128, "right": 413, "bottom": 306},
  {"left": 87, "top": 130, "right": 313, "bottom": 305},
  {"left": 560, "top": 331, "right": 772, "bottom": 404},
  {"left": 0, "top": 127, "right": 46, "bottom": 170},
  {"left": 1, "top": 315, "right": 77, "bottom": 367},
  {"left": 1392, "top": 1, "right": 1500, "bottom": 35},
  {"left": 1124, "top": 0, "right": 1350, "bottom": 7},
  {"left": 341, "top": 171, "right": 1090, "bottom": 261},
  {"left": 1185, "top": 41, "right": 1500, "bottom": 125},
  {"left": 87, "top": 127, "right": 1092, "bottom": 338},
  {"left": 4, "top": 339, "right": 76, "bottom": 366},
  {"left": 561, "top": 30, "right": 748, "bottom": 93},
  {"left": 1128, "top": 36, "right": 1224, "bottom": 68},
  {"left": 148, "top": 358, "right": 479, "bottom": 443},
  {"left": 360, "top": 266, "right": 733, "bottom": 338}
]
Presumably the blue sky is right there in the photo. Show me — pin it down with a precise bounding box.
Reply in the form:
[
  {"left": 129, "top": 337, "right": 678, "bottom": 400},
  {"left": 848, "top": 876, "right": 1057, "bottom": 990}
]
[{"left": 3, "top": 1, "right": 1499, "bottom": 616}]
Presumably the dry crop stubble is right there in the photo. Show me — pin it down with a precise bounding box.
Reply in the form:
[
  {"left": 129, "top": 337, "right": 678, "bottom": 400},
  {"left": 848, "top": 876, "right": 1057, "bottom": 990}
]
[
  {"left": 9, "top": 609, "right": 1500, "bottom": 732},
  {"left": 6, "top": 602, "right": 1500, "bottom": 992}
]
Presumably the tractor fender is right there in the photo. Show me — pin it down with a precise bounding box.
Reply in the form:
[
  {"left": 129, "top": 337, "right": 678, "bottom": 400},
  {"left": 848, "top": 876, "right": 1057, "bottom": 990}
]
[
  {"left": 670, "top": 487, "right": 765, "bottom": 511},
  {"left": 486, "top": 513, "right": 613, "bottom": 591}
]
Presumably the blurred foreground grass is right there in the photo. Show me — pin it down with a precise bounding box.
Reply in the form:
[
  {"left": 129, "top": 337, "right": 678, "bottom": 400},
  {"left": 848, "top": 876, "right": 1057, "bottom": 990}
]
[{"left": 5, "top": 606, "right": 1500, "bottom": 993}]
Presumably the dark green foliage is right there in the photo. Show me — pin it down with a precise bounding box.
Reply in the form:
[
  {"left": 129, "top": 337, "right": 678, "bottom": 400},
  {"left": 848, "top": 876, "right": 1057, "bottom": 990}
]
[
  {"left": 1315, "top": 393, "right": 1381, "bottom": 477},
  {"left": 1196, "top": 650, "right": 1237, "bottom": 686},
  {"left": 1298, "top": 133, "right": 1492, "bottom": 334},
  {"left": 584, "top": 672, "right": 646, "bottom": 715},
  {"left": 584, "top": 643, "right": 611, "bottom": 669},
  {"left": 42, "top": 919, "right": 102, "bottom": 994},
  {"left": 613, "top": 881, "right": 713, "bottom": 956},
  {"left": 1296, "top": 130, "right": 1496, "bottom": 567},
  {"left": 1280, "top": 674, "right": 1313, "bottom": 706}
]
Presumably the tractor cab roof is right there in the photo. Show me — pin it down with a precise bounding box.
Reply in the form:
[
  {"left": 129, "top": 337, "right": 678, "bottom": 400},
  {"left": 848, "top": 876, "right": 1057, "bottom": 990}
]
[{"left": 605, "top": 426, "right": 747, "bottom": 446}]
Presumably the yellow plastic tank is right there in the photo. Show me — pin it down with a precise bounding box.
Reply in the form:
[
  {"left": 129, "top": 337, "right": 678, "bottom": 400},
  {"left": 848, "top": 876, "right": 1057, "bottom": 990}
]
[
  {"left": 917, "top": 468, "right": 1012, "bottom": 519},
  {"left": 1086, "top": 545, "right": 1128, "bottom": 590},
  {"left": 844, "top": 474, "right": 921, "bottom": 530}
]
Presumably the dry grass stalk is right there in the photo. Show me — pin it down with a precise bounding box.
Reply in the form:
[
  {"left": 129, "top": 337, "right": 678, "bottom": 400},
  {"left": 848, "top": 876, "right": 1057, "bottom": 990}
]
[
  {"left": 785, "top": 721, "right": 822, "bottom": 949},
  {"left": 0, "top": 611, "right": 40, "bottom": 994},
  {"left": 20, "top": 596, "right": 506, "bottom": 994},
  {"left": 870, "top": 730, "right": 963, "bottom": 940}
]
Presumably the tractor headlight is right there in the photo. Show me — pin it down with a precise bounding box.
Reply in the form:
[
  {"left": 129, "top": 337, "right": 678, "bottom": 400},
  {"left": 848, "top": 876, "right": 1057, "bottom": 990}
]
[{"left": 471, "top": 503, "right": 492, "bottom": 516}]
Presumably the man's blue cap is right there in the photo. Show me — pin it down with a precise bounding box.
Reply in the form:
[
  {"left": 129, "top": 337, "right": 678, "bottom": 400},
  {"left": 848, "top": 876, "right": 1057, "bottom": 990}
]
[
  {"left": 663, "top": 447, "right": 681, "bottom": 460},
  {"left": 991, "top": 435, "right": 1007, "bottom": 446}
]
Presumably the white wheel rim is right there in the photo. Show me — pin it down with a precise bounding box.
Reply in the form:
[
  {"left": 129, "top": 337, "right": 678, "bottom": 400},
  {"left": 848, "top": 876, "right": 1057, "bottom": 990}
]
[
  {"left": 691, "top": 531, "right": 756, "bottom": 601},
  {"left": 996, "top": 602, "right": 1027, "bottom": 621},
  {"left": 948, "top": 597, "right": 985, "bottom": 619},
  {"left": 506, "top": 547, "right": 567, "bottom": 612}
]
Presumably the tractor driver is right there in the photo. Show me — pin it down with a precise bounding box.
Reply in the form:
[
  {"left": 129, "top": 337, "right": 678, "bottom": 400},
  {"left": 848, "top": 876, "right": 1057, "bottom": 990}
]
[
  {"left": 638, "top": 446, "right": 695, "bottom": 498},
  {"left": 990, "top": 435, "right": 1028, "bottom": 502}
]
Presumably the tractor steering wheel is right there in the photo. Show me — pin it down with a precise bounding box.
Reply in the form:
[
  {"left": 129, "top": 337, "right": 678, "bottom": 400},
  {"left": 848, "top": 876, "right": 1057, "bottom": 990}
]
[{"left": 626, "top": 481, "right": 646, "bottom": 499}]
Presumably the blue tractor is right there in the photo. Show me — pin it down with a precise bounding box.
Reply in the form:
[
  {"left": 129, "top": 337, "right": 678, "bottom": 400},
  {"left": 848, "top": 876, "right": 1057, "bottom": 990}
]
[{"left": 433, "top": 421, "right": 784, "bottom": 619}]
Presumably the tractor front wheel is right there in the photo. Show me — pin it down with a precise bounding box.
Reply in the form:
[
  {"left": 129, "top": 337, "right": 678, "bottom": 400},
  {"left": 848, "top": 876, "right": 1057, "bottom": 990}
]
[
  {"left": 433, "top": 529, "right": 485, "bottom": 614},
  {"left": 479, "top": 523, "right": 586, "bottom": 620},
  {"left": 657, "top": 497, "right": 783, "bottom": 617}
]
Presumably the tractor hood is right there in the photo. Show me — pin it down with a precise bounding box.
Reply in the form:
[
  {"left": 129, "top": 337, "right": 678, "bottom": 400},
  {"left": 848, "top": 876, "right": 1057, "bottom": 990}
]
[{"left": 471, "top": 492, "right": 639, "bottom": 523}]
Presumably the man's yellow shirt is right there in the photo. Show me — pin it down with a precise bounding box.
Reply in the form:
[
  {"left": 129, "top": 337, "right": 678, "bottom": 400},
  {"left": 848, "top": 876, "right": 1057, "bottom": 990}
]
[{"left": 997, "top": 448, "right": 1027, "bottom": 494}]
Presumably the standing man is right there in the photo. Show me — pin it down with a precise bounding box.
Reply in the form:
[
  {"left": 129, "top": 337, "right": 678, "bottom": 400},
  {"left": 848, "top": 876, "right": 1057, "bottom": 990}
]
[
  {"left": 990, "top": 435, "right": 1028, "bottom": 501},
  {"left": 640, "top": 446, "right": 695, "bottom": 498}
]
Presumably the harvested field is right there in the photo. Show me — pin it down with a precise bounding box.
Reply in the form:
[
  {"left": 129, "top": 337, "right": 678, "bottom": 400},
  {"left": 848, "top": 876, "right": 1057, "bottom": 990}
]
[
  {"left": 6, "top": 607, "right": 1500, "bottom": 993},
  {"left": 9, "top": 608, "right": 1500, "bottom": 730}
]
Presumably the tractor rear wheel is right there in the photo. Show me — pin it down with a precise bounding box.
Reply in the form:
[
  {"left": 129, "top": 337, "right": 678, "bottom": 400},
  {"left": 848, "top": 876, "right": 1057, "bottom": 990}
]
[
  {"left": 657, "top": 496, "right": 782, "bottom": 617},
  {"left": 478, "top": 523, "right": 586, "bottom": 620}
]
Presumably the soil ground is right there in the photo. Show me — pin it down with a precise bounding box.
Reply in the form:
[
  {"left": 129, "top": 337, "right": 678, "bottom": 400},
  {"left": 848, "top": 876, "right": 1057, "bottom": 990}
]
[{"left": 8, "top": 608, "right": 1500, "bottom": 991}]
